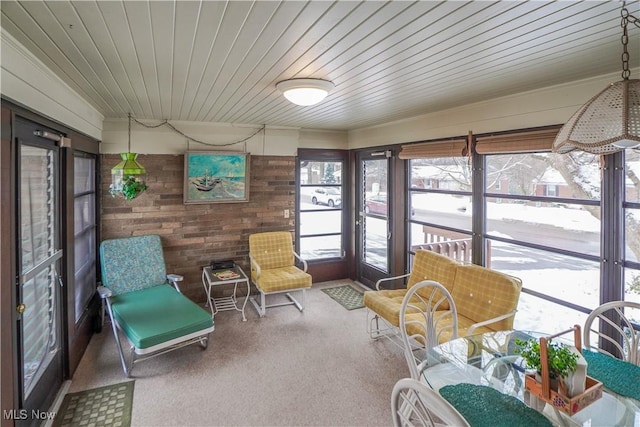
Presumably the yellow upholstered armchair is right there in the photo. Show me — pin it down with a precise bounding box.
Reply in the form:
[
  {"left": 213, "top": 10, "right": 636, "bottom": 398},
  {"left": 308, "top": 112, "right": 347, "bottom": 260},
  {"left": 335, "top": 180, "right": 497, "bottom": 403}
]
[{"left": 248, "top": 231, "right": 312, "bottom": 317}]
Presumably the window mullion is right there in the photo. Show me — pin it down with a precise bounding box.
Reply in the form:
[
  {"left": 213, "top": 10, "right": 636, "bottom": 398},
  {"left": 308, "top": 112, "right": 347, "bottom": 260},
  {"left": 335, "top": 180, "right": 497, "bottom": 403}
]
[
  {"left": 601, "top": 152, "right": 625, "bottom": 304},
  {"left": 472, "top": 147, "right": 485, "bottom": 266}
]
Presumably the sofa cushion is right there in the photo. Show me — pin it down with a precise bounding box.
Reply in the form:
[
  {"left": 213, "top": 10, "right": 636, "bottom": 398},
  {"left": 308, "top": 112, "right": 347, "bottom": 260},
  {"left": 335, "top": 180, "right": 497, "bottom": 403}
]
[
  {"left": 111, "top": 285, "right": 214, "bottom": 350},
  {"left": 450, "top": 264, "right": 522, "bottom": 331},
  {"left": 249, "top": 231, "right": 295, "bottom": 270},
  {"left": 407, "top": 250, "right": 458, "bottom": 289},
  {"left": 456, "top": 315, "right": 496, "bottom": 337},
  {"left": 364, "top": 251, "right": 458, "bottom": 326},
  {"left": 404, "top": 313, "right": 495, "bottom": 345},
  {"left": 364, "top": 289, "right": 410, "bottom": 327},
  {"left": 407, "top": 250, "right": 459, "bottom": 308},
  {"left": 253, "top": 265, "right": 312, "bottom": 293}
]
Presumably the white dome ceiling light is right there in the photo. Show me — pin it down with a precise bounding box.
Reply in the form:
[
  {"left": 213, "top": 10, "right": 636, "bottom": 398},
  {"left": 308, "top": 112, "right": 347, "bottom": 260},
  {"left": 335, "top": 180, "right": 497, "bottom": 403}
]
[{"left": 276, "top": 78, "right": 335, "bottom": 106}]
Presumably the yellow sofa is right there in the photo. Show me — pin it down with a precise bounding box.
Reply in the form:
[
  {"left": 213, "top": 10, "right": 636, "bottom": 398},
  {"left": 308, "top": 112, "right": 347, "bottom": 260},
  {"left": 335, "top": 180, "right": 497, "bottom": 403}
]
[{"left": 364, "top": 249, "right": 522, "bottom": 343}]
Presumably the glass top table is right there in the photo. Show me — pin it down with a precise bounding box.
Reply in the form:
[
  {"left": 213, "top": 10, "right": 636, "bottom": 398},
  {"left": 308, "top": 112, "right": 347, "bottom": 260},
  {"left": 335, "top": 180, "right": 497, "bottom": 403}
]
[{"left": 419, "top": 330, "right": 640, "bottom": 426}]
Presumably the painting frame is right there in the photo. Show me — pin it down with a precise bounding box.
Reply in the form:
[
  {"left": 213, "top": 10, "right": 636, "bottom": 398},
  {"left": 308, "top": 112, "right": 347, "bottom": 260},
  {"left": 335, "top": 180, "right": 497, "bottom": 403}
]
[{"left": 183, "top": 151, "right": 250, "bottom": 204}]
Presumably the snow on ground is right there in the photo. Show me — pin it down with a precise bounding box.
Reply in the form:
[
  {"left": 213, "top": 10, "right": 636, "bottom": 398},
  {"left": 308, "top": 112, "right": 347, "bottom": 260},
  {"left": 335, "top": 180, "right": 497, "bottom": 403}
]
[{"left": 412, "top": 193, "right": 600, "bottom": 232}]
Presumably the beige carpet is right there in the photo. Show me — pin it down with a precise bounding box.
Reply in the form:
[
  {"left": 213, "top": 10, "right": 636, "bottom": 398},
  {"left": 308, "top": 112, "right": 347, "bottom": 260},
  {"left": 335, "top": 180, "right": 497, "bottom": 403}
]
[{"left": 67, "top": 280, "right": 408, "bottom": 426}]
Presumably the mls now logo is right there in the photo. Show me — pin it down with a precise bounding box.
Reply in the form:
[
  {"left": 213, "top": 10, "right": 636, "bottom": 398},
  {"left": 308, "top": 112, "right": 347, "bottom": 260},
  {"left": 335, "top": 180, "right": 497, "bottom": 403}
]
[
  {"left": 2, "top": 410, "right": 27, "bottom": 420},
  {"left": 3, "top": 409, "right": 55, "bottom": 420}
]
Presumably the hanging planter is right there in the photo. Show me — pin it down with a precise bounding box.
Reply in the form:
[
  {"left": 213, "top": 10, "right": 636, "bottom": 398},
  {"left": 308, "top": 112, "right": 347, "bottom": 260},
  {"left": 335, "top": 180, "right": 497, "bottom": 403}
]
[
  {"left": 111, "top": 174, "right": 147, "bottom": 200},
  {"left": 109, "top": 114, "right": 148, "bottom": 201}
]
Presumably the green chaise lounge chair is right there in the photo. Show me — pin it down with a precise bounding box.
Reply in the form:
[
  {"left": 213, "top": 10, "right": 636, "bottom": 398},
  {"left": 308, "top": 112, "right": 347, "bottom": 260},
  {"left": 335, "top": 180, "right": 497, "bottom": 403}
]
[{"left": 98, "top": 234, "right": 214, "bottom": 377}]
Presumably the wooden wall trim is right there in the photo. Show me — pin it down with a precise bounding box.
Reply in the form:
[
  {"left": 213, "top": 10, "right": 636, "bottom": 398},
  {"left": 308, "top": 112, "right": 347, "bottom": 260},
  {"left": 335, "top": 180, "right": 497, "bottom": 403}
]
[{"left": 1, "top": 106, "right": 17, "bottom": 426}]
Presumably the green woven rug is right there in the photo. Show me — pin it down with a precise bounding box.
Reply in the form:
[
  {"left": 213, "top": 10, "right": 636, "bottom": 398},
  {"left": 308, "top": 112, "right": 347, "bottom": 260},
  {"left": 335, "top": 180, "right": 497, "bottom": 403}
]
[
  {"left": 321, "top": 285, "right": 364, "bottom": 310},
  {"left": 52, "top": 381, "right": 134, "bottom": 427}
]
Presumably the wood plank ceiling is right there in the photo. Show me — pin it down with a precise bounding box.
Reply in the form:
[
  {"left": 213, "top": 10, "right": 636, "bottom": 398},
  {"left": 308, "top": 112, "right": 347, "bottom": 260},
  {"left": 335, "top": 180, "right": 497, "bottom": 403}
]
[{"left": 1, "top": 0, "right": 639, "bottom": 131}]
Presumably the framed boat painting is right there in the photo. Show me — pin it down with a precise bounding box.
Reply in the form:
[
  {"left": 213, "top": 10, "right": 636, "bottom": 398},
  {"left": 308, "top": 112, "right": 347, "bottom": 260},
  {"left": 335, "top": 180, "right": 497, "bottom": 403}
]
[{"left": 184, "top": 151, "right": 250, "bottom": 204}]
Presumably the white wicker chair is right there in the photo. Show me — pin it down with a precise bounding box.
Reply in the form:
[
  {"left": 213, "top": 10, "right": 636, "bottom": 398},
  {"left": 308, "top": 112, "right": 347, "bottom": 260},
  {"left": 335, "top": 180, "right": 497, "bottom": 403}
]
[
  {"left": 399, "top": 280, "right": 458, "bottom": 379},
  {"left": 583, "top": 300, "right": 640, "bottom": 365},
  {"left": 391, "top": 378, "right": 469, "bottom": 427}
]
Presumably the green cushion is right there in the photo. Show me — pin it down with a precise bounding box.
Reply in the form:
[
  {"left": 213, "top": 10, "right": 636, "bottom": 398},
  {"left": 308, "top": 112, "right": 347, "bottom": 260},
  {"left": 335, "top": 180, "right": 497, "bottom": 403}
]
[
  {"left": 100, "top": 235, "right": 168, "bottom": 296},
  {"left": 111, "top": 285, "right": 214, "bottom": 349}
]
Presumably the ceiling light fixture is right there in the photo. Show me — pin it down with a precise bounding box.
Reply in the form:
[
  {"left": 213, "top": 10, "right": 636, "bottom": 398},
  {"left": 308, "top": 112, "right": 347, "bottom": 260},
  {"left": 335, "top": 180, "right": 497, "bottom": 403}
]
[
  {"left": 553, "top": 2, "right": 640, "bottom": 154},
  {"left": 276, "top": 78, "right": 335, "bottom": 106}
]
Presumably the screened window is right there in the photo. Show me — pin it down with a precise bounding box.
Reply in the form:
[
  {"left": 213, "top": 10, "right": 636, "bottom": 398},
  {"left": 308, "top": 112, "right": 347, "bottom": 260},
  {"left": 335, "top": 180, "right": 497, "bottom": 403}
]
[
  {"left": 403, "top": 127, "right": 634, "bottom": 339},
  {"left": 485, "top": 150, "right": 601, "bottom": 332},
  {"left": 73, "top": 154, "right": 97, "bottom": 322},
  {"left": 298, "top": 160, "right": 344, "bottom": 260},
  {"left": 408, "top": 156, "right": 473, "bottom": 264},
  {"left": 624, "top": 149, "right": 640, "bottom": 306}
]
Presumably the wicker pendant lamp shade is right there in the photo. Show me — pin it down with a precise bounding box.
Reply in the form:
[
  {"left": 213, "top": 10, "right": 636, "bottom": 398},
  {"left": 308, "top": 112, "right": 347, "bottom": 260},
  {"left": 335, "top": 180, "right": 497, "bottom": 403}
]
[
  {"left": 553, "top": 3, "right": 640, "bottom": 155},
  {"left": 553, "top": 79, "right": 640, "bottom": 154}
]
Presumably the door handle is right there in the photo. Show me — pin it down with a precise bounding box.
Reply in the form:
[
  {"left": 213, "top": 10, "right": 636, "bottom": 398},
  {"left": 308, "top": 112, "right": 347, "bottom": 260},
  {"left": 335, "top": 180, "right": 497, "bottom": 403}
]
[{"left": 16, "top": 304, "right": 26, "bottom": 314}]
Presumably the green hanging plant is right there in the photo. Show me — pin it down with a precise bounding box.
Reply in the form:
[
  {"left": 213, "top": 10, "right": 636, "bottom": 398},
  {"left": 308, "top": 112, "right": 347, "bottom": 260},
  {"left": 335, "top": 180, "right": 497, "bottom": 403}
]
[{"left": 110, "top": 175, "right": 148, "bottom": 200}]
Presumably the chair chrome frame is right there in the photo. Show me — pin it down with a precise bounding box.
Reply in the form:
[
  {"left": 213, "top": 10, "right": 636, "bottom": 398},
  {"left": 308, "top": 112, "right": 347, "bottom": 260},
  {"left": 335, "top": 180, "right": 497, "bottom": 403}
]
[
  {"left": 249, "top": 252, "right": 308, "bottom": 317},
  {"left": 367, "top": 273, "right": 411, "bottom": 348},
  {"left": 248, "top": 243, "right": 310, "bottom": 318}
]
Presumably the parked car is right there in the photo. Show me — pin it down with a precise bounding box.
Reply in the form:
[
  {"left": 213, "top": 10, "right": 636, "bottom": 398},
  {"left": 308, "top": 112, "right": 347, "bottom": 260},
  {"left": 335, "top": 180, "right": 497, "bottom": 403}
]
[
  {"left": 365, "top": 195, "right": 387, "bottom": 215},
  {"left": 311, "top": 187, "right": 341, "bottom": 207}
]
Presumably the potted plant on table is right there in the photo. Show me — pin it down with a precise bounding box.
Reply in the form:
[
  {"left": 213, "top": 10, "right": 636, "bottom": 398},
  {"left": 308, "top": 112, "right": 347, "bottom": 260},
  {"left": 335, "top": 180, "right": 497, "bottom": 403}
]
[
  {"left": 515, "top": 338, "right": 579, "bottom": 380},
  {"left": 515, "top": 329, "right": 602, "bottom": 416},
  {"left": 515, "top": 338, "right": 579, "bottom": 394}
]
